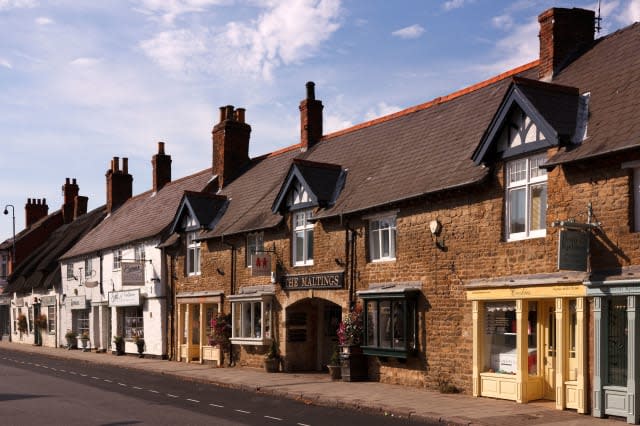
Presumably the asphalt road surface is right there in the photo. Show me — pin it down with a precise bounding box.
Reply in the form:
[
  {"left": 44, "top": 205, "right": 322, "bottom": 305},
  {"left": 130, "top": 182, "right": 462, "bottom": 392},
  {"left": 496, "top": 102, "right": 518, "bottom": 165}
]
[{"left": 0, "top": 348, "right": 423, "bottom": 425}]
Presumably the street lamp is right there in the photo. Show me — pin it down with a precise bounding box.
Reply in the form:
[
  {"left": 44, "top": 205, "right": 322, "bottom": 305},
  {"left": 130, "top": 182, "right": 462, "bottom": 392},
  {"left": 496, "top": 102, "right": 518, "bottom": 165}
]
[{"left": 3, "top": 204, "right": 15, "bottom": 272}]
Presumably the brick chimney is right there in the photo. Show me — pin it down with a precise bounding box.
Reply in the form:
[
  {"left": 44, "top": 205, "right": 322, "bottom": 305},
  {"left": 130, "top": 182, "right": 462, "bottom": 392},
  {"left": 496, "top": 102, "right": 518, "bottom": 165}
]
[
  {"left": 538, "top": 8, "right": 595, "bottom": 80},
  {"left": 74, "top": 195, "right": 88, "bottom": 219},
  {"left": 24, "top": 198, "right": 48, "bottom": 227},
  {"left": 212, "top": 105, "right": 251, "bottom": 188},
  {"left": 152, "top": 141, "right": 172, "bottom": 193},
  {"left": 106, "top": 156, "right": 133, "bottom": 213},
  {"left": 299, "top": 81, "right": 323, "bottom": 151},
  {"left": 61, "top": 178, "right": 79, "bottom": 224}
]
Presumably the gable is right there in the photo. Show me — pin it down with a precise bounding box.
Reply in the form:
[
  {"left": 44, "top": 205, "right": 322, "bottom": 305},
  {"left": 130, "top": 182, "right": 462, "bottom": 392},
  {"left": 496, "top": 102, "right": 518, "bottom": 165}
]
[
  {"left": 473, "top": 77, "right": 579, "bottom": 165},
  {"left": 169, "top": 191, "right": 227, "bottom": 234}
]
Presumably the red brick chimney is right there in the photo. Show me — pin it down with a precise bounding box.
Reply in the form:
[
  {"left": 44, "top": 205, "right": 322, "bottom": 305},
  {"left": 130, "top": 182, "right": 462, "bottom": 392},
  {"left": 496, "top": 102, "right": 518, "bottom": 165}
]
[
  {"left": 24, "top": 198, "right": 48, "bottom": 227},
  {"left": 299, "top": 81, "right": 323, "bottom": 151},
  {"left": 61, "top": 178, "right": 79, "bottom": 224},
  {"left": 106, "top": 156, "right": 133, "bottom": 213},
  {"left": 538, "top": 8, "right": 595, "bottom": 80},
  {"left": 152, "top": 141, "right": 172, "bottom": 193},
  {"left": 74, "top": 195, "right": 88, "bottom": 219},
  {"left": 212, "top": 105, "right": 251, "bottom": 188}
]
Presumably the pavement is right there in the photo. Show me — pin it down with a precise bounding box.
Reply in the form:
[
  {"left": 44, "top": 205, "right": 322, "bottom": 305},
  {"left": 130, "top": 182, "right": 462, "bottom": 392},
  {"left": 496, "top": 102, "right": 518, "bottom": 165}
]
[{"left": 0, "top": 340, "right": 627, "bottom": 425}]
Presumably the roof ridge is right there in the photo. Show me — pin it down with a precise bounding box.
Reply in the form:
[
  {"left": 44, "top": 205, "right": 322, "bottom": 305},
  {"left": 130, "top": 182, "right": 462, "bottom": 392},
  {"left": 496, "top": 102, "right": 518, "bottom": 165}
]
[{"left": 322, "top": 60, "right": 540, "bottom": 141}]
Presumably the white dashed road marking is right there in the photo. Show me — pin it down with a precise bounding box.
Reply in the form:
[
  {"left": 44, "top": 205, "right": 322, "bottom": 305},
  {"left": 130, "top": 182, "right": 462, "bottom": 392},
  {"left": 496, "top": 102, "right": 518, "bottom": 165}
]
[
  {"left": 235, "top": 409, "right": 251, "bottom": 414},
  {"left": 265, "top": 415, "right": 283, "bottom": 421},
  {"left": 167, "top": 394, "right": 179, "bottom": 398},
  {"left": 209, "top": 403, "right": 224, "bottom": 408},
  {"left": 186, "top": 398, "right": 200, "bottom": 403}
]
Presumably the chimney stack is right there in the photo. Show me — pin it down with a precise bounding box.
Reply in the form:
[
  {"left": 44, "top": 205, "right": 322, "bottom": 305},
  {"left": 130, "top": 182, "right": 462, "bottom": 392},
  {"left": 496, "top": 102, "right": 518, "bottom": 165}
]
[
  {"left": 538, "top": 8, "right": 595, "bottom": 80},
  {"left": 152, "top": 141, "right": 172, "bottom": 193},
  {"left": 106, "top": 156, "right": 133, "bottom": 213},
  {"left": 299, "top": 81, "right": 323, "bottom": 151},
  {"left": 61, "top": 178, "right": 80, "bottom": 224},
  {"left": 74, "top": 195, "right": 88, "bottom": 219},
  {"left": 24, "top": 198, "right": 49, "bottom": 227},
  {"left": 212, "top": 105, "right": 251, "bottom": 188}
]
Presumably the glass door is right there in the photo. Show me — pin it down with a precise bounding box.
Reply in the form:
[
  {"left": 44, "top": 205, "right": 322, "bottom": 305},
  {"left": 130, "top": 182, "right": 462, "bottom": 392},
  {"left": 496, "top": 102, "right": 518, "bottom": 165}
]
[{"left": 542, "top": 300, "right": 556, "bottom": 400}]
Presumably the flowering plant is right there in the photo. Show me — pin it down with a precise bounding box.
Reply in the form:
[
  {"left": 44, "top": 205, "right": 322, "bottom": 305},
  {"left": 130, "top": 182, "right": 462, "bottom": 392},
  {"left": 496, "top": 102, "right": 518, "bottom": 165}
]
[
  {"left": 337, "top": 304, "right": 363, "bottom": 346},
  {"left": 209, "top": 313, "right": 231, "bottom": 347}
]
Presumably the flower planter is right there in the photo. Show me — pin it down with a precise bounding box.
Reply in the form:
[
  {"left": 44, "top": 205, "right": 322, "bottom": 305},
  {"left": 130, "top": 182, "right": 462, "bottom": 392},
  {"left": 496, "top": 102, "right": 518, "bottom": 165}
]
[
  {"left": 80, "top": 338, "right": 89, "bottom": 352},
  {"left": 135, "top": 340, "right": 145, "bottom": 358},
  {"left": 340, "top": 345, "right": 368, "bottom": 382},
  {"left": 264, "top": 358, "right": 280, "bottom": 373},
  {"left": 328, "top": 365, "right": 342, "bottom": 380}
]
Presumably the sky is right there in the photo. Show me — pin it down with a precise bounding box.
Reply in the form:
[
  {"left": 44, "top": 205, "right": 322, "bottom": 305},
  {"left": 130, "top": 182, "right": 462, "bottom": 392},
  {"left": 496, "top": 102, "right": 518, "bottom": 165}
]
[{"left": 1, "top": 0, "right": 639, "bottom": 241}]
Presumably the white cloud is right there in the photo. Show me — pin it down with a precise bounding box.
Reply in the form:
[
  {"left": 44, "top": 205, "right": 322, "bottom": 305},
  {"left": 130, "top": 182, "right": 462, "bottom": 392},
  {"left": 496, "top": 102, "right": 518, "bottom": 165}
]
[
  {"left": 35, "top": 16, "right": 53, "bottom": 25},
  {"left": 614, "top": 0, "right": 640, "bottom": 25},
  {"left": 0, "top": 58, "right": 12, "bottom": 69},
  {"left": 391, "top": 24, "right": 425, "bottom": 39},
  {"left": 135, "top": 0, "right": 228, "bottom": 24},
  {"left": 0, "top": 0, "right": 36, "bottom": 11},
  {"left": 442, "top": 0, "right": 472, "bottom": 11},
  {"left": 491, "top": 14, "right": 513, "bottom": 30},
  {"left": 364, "top": 102, "right": 402, "bottom": 121},
  {"left": 324, "top": 113, "right": 353, "bottom": 134},
  {"left": 140, "top": 0, "right": 343, "bottom": 80},
  {"left": 70, "top": 57, "right": 101, "bottom": 66}
]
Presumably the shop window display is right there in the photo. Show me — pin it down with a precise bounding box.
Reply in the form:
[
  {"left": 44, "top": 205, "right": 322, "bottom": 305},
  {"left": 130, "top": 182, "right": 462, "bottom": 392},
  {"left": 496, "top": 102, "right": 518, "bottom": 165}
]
[{"left": 484, "top": 302, "right": 517, "bottom": 374}]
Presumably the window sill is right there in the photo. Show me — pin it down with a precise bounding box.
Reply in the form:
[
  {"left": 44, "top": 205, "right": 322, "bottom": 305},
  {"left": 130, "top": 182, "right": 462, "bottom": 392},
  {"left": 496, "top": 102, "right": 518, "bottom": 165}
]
[
  {"left": 362, "top": 346, "right": 408, "bottom": 358},
  {"left": 506, "top": 233, "right": 546, "bottom": 242},
  {"left": 230, "top": 337, "right": 270, "bottom": 346},
  {"left": 293, "top": 262, "right": 314, "bottom": 268},
  {"left": 370, "top": 258, "right": 396, "bottom": 263}
]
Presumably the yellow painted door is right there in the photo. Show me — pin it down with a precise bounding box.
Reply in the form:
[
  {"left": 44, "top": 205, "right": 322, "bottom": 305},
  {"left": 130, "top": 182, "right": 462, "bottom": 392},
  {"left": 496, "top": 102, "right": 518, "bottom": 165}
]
[{"left": 542, "top": 301, "right": 556, "bottom": 400}]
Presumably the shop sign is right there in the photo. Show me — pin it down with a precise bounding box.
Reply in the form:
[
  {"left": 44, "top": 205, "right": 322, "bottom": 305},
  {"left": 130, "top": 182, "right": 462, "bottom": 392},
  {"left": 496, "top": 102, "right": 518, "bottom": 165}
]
[
  {"left": 14, "top": 297, "right": 24, "bottom": 307},
  {"left": 251, "top": 253, "right": 271, "bottom": 277},
  {"left": 0, "top": 295, "right": 10, "bottom": 305},
  {"left": 280, "top": 272, "right": 344, "bottom": 290},
  {"left": 67, "top": 296, "right": 87, "bottom": 310},
  {"left": 108, "top": 289, "right": 140, "bottom": 307},
  {"left": 122, "top": 262, "right": 145, "bottom": 286},
  {"left": 40, "top": 295, "right": 57, "bottom": 306},
  {"left": 558, "top": 229, "right": 589, "bottom": 271}
]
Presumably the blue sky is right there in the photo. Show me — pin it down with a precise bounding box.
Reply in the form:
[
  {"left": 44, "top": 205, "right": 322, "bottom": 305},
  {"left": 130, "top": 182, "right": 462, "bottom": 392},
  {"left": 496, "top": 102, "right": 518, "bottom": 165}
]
[{"left": 1, "top": 0, "right": 639, "bottom": 240}]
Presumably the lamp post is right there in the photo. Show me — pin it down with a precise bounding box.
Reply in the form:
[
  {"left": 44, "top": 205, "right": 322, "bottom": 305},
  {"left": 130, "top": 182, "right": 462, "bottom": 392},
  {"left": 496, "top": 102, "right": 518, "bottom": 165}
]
[{"left": 3, "top": 204, "right": 15, "bottom": 272}]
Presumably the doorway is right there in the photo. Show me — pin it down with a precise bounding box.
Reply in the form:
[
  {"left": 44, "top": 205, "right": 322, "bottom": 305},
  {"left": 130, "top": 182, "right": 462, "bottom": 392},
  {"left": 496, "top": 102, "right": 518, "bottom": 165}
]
[{"left": 541, "top": 300, "right": 556, "bottom": 401}]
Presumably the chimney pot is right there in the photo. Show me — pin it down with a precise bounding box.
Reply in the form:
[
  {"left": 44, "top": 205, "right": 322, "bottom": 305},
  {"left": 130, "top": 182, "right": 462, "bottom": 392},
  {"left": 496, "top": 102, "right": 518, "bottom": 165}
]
[
  {"left": 235, "top": 108, "right": 246, "bottom": 123},
  {"left": 306, "top": 81, "right": 315, "bottom": 100},
  {"left": 152, "top": 142, "right": 172, "bottom": 192},
  {"left": 225, "top": 105, "right": 234, "bottom": 121},
  {"left": 158, "top": 141, "right": 165, "bottom": 154},
  {"left": 219, "top": 106, "right": 226, "bottom": 122},
  {"left": 300, "top": 81, "right": 323, "bottom": 150},
  {"left": 66, "top": 178, "right": 70, "bottom": 184},
  {"left": 113, "top": 157, "right": 120, "bottom": 172},
  {"left": 123, "top": 158, "right": 128, "bottom": 174}
]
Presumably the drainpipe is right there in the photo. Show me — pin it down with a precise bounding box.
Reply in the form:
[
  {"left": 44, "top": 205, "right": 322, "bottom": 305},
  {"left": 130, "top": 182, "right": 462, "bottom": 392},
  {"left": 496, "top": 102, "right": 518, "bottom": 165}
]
[{"left": 222, "top": 237, "right": 236, "bottom": 366}]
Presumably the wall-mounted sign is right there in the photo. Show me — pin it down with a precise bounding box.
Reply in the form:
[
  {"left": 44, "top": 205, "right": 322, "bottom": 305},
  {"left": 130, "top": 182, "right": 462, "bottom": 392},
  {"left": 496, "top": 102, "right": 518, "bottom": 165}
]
[
  {"left": 14, "top": 297, "right": 24, "bottom": 307},
  {"left": 0, "top": 295, "right": 10, "bottom": 306},
  {"left": 40, "top": 295, "right": 56, "bottom": 306},
  {"left": 280, "top": 272, "right": 344, "bottom": 290},
  {"left": 67, "top": 296, "right": 87, "bottom": 310},
  {"left": 108, "top": 289, "right": 141, "bottom": 307},
  {"left": 558, "top": 229, "right": 589, "bottom": 272},
  {"left": 122, "top": 262, "right": 145, "bottom": 286},
  {"left": 251, "top": 253, "right": 271, "bottom": 277}
]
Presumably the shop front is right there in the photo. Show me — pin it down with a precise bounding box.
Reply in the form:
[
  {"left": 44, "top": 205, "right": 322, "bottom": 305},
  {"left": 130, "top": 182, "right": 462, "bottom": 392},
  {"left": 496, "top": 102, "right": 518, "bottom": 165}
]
[
  {"left": 109, "top": 289, "right": 145, "bottom": 355},
  {"left": 467, "top": 279, "right": 587, "bottom": 413},
  {"left": 176, "top": 291, "right": 222, "bottom": 364},
  {"left": 586, "top": 269, "right": 640, "bottom": 424}
]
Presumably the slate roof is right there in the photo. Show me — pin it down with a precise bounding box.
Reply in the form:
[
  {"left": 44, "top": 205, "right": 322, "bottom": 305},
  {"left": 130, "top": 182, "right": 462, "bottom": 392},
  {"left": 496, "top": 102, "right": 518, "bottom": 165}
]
[
  {"left": 0, "top": 210, "right": 62, "bottom": 250},
  {"left": 62, "top": 168, "right": 213, "bottom": 259},
  {"left": 5, "top": 206, "right": 106, "bottom": 294},
  {"left": 546, "top": 22, "right": 640, "bottom": 165}
]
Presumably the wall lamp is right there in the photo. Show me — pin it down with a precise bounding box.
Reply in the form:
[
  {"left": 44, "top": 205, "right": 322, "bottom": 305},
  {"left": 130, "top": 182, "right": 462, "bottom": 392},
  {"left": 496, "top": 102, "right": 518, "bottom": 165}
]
[
  {"left": 3, "top": 204, "right": 16, "bottom": 270},
  {"left": 429, "top": 219, "right": 446, "bottom": 251}
]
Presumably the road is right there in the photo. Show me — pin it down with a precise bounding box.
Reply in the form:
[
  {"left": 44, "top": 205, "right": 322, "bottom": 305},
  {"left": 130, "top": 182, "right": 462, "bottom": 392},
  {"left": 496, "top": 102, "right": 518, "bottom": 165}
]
[{"left": 0, "top": 348, "right": 421, "bottom": 425}]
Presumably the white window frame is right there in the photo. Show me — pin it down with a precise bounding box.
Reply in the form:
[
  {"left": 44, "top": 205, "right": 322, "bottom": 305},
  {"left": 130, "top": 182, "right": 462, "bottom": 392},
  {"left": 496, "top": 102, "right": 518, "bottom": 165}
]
[
  {"left": 47, "top": 305, "right": 56, "bottom": 334},
  {"left": 186, "top": 231, "right": 201, "bottom": 276},
  {"left": 113, "top": 249, "right": 122, "bottom": 270},
  {"left": 124, "top": 306, "right": 144, "bottom": 340},
  {"left": 75, "top": 309, "right": 89, "bottom": 336},
  {"left": 369, "top": 215, "right": 397, "bottom": 262},
  {"left": 134, "top": 244, "right": 146, "bottom": 262},
  {"left": 292, "top": 209, "right": 314, "bottom": 266},
  {"left": 229, "top": 294, "right": 273, "bottom": 346},
  {"left": 66, "top": 262, "right": 74, "bottom": 280},
  {"left": 505, "top": 153, "right": 548, "bottom": 241},
  {"left": 246, "top": 232, "right": 264, "bottom": 267},
  {"left": 84, "top": 258, "right": 93, "bottom": 278}
]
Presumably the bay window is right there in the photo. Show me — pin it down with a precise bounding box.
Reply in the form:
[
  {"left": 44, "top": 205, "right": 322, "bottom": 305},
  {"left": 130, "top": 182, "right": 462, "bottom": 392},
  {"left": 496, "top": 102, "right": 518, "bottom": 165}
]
[
  {"left": 506, "top": 153, "right": 547, "bottom": 240},
  {"left": 229, "top": 293, "right": 273, "bottom": 345}
]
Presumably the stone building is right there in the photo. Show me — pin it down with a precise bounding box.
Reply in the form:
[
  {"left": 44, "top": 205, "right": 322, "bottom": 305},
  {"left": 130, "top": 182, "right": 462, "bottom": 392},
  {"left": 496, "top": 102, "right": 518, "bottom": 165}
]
[{"left": 161, "top": 7, "right": 640, "bottom": 424}]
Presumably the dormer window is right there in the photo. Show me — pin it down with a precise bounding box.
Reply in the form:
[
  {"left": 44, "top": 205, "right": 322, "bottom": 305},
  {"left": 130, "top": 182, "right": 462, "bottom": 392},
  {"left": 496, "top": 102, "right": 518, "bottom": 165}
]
[
  {"left": 498, "top": 108, "right": 546, "bottom": 152},
  {"left": 293, "top": 210, "right": 314, "bottom": 266},
  {"left": 186, "top": 231, "right": 201, "bottom": 276},
  {"left": 506, "top": 153, "right": 547, "bottom": 241}
]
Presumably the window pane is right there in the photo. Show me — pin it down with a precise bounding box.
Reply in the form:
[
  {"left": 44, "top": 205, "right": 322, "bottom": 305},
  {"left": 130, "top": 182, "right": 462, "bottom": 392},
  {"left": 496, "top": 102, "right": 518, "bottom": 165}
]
[
  {"left": 392, "top": 301, "right": 405, "bottom": 348},
  {"left": 371, "top": 229, "right": 381, "bottom": 260},
  {"left": 233, "top": 304, "right": 240, "bottom": 338},
  {"left": 295, "top": 231, "right": 304, "bottom": 262},
  {"left": 607, "top": 297, "right": 627, "bottom": 386},
  {"left": 528, "top": 302, "right": 538, "bottom": 375},
  {"left": 380, "top": 301, "right": 392, "bottom": 348},
  {"left": 243, "top": 302, "right": 252, "bottom": 338},
  {"left": 509, "top": 188, "right": 526, "bottom": 234},
  {"left": 366, "top": 301, "right": 378, "bottom": 347},
  {"left": 569, "top": 300, "right": 577, "bottom": 359},
  {"left": 507, "top": 159, "right": 527, "bottom": 185},
  {"left": 48, "top": 306, "right": 56, "bottom": 334},
  {"left": 529, "top": 183, "right": 547, "bottom": 231},
  {"left": 306, "top": 229, "right": 313, "bottom": 261},
  {"left": 382, "top": 228, "right": 390, "bottom": 257},
  {"left": 390, "top": 227, "right": 396, "bottom": 258},
  {"left": 253, "top": 302, "right": 262, "bottom": 339},
  {"left": 484, "top": 301, "right": 517, "bottom": 374}
]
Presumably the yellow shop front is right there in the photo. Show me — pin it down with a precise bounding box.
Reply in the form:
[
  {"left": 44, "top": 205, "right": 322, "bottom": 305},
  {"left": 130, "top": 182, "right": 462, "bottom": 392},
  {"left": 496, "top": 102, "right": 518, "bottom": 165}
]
[{"left": 466, "top": 277, "right": 587, "bottom": 413}]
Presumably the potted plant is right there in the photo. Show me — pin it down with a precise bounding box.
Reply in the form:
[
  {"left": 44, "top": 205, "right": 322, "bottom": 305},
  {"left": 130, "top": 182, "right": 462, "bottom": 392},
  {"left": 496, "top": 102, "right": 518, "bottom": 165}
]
[
  {"left": 17, "top": 313, "right": 28, "bottom": 336},
  {"left": 134, "top": 335, "right": 145, "bottom": 358},
  {"left": 34, "top": 314, "right": 48, "bottom": 346},
  {"left": 113, "top": 335, "right": 125, "bottom": 356},
  {"left": 327, "top": 345, "right": 342, "bottom": 380},
  {"left": 65, "top": 330, "right": 77, "bottom": 349},
  {"left": 79, "top": 332, "right": 90, "bottom": 351},
  {"left": 337, "top": 304, "right": 367, "bottom": 381},
  {"left": 264, "top": 339, "right": 281, "bottom": 373},
  {"left": 209, "top": 313, "right": 231, "bottom": 348}
]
